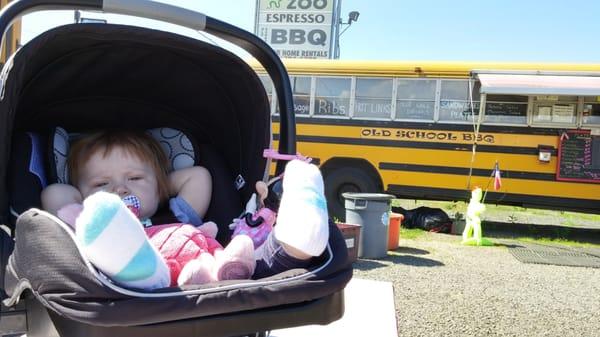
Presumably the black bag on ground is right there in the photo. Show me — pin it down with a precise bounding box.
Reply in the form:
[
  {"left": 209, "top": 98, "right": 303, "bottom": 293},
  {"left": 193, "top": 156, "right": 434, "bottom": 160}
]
[{"left": 392, "top": 206, "right": 452, "bottom": 233}]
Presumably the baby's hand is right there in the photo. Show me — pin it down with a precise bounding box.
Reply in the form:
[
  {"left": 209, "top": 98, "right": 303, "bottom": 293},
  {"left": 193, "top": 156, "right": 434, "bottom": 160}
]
[
  {"left": 197, "top": 221, "right": 218, "bottom": 239},
  {"left": 57, "top": 203, "right": 84, "bottom": 229},
  {"left": 229, "top": 217, "right": 243, "bottom": 230}
]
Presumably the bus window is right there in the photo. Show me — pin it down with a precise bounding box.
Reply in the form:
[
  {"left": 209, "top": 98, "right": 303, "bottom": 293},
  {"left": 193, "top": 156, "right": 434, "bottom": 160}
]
[
  {"left": 582, "top": 97, "right": 600, "bottom": 125},
  {"left": 314, "top": 77, "right": 351, "bottom": 117},
  {"left": 395, "top": 79, "right": 436, "bottom": 120},
  {"left": 274, "top": 76, "right": 311, "bottom": 115},
  {"left": 439, "top": 80, "right": 480, "bottom": 122},
  {"left": 259, "top": 75, "right": 274, "bottom": 114},
  {"left": 532, "top": 95, "right": 577, "bottom": 125},
  {"left": 483, "top": 94, "right": 528, "bottom": 125},
  {"left": 292, "top": 76, "right": 311, "bottom": 116},
  {"left": 354, "top": 78, "right": 393, "bottom": 119}
]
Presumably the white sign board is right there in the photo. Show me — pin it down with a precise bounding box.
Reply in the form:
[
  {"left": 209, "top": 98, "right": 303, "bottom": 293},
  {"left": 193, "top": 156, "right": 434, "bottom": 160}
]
[{"left": 255, "top": 0, "right": 337, "bottom": 59}]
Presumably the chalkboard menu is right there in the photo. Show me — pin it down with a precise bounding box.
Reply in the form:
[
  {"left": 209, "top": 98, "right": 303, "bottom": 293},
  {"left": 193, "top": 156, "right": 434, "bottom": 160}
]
[
  {"left": 485, "top": 102, "right": 527, "bottom": 117},
  {"left": 557, "top": 130, "right": 600, "bottom": 183}
]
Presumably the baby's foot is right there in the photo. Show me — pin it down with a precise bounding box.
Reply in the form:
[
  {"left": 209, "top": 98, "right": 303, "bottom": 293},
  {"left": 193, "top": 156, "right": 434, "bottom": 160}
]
[
  {"left": 75, "top": 191, "right": 170, "bottom": 289},
  {"left": 274, "top": 160, "right": 329, "bottom": 258},
  {"left": 178, "top": 252, "right": 216, "bottom": 285},
  {"left": 213, "top": 235, "right": 256, "bottom": 281}
]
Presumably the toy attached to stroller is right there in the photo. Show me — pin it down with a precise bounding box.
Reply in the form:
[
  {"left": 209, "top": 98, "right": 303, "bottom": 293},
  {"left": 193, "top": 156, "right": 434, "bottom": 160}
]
[{"left": 0, "top": 1, "right": 352, "bottom": 337}]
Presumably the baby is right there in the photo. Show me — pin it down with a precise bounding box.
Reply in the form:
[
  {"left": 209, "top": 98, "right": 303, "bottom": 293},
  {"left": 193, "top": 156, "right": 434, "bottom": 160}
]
[{"left": 41, "top": 130, "right": 329, "bottom": 290}]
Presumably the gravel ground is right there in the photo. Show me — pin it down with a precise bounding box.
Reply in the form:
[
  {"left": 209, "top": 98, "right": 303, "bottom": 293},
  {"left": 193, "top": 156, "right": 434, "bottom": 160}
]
[{"left": 352, "top": 232, "right": 600, "bottom": 337}]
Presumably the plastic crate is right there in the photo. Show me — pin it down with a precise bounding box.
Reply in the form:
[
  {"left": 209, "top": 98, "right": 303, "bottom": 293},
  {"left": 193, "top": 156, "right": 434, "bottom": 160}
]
[{"left": 336, "top": 223, "right": 361, "bottom": 263}]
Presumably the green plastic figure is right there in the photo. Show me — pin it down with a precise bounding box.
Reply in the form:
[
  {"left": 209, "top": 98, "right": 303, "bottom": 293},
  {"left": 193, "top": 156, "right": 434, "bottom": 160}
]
[{"left": 461, "top": 187, "right": 493, "bottom": 246}]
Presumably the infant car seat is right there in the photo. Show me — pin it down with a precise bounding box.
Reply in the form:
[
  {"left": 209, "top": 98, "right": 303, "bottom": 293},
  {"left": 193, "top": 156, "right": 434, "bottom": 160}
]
[{"left": 0, "top": 1, "right": 353, "bottom": 337}]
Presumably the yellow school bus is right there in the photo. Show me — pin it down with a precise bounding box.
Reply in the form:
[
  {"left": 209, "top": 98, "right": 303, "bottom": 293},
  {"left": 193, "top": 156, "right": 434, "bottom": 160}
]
[
  {"left": 258, "top": 59, "right": 600, "bottom": 220},
  {"left": 0, "top": 0, "right": 21, "bottom": 63}
]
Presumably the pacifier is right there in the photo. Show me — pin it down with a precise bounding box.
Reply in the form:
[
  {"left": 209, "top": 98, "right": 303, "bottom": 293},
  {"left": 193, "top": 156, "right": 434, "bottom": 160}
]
[{"left": 122, "top": 195, "right": 141, "bottom": 219}]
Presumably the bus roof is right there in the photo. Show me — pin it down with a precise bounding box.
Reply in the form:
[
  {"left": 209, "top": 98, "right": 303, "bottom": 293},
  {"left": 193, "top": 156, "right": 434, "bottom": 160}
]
[{"left": 249, "top": 58, "right": 600, "bottom": 78}]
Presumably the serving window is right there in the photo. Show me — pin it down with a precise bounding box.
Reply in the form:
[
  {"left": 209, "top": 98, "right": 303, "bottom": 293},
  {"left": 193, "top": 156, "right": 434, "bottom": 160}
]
[
  {"left": 582, "top": 97, "right": 600, "bottom": 125},
  {"left": 483, "top": 94, "right": 528, "bottom": 125},
  {"left": 532, "top": 95, "right": 577, "bottom": 125}
]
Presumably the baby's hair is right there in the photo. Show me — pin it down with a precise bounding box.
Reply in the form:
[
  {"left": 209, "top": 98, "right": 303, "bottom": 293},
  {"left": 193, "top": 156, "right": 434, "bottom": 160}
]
[{"left": 67, "top": 130, "right": 171, "bottom": 204}]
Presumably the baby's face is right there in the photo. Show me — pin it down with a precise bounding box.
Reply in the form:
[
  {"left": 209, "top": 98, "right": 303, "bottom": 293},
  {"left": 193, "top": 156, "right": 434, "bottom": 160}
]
[{"left": 77, "top": 146, "right": 160, "bottom": 219}]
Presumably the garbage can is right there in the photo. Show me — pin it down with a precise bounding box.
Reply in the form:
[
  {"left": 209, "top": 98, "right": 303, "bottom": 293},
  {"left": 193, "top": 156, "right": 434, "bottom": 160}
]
[
  {"left": 343, "top": 193, "right": 395, "bottom": 259},
  {"left": 388, "top": 212, "right": 404, "bottom": 250}
]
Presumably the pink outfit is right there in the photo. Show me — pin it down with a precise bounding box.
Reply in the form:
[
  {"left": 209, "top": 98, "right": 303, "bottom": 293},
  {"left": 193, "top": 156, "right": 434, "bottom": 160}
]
[
  {"left": 125, "top": 196, "right": 223, "bottom": 284},
  {"left": 59, "top": 196, "right": 254, "bottom": 287},
  {"left": 232, "top": 208, "right": 276, "bottom": 248},
  {"left": 145, "top": 224, "right": 223, "bottom": 286}
]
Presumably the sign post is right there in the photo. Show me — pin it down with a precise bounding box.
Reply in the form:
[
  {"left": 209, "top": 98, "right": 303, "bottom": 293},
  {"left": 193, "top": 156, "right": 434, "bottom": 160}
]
[{"left": 255, "top": 0, "right": 338, "bottom": 59}]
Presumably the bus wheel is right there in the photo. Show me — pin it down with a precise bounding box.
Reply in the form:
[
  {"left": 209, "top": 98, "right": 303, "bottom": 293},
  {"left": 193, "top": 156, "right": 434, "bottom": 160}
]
[{"left": 324, "top": 167, "right": 379, "bottom": 222}]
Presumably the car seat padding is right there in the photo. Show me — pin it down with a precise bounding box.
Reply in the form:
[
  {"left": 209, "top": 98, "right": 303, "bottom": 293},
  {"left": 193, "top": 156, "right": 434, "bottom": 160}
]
[{"left": 51, "top": 127, "right": 199, "bottom": 185}]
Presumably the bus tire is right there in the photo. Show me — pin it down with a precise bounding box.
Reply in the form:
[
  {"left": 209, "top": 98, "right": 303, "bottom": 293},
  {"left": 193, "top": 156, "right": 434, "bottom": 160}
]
[{"left": 324, "top": 167, "right": 379, "bottom": 222}]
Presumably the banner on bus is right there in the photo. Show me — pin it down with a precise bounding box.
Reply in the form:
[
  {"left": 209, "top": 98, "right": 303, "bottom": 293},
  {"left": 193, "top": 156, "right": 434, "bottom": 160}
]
[{"left": 254, "top": 0, "right": 338, "bottom": 59}]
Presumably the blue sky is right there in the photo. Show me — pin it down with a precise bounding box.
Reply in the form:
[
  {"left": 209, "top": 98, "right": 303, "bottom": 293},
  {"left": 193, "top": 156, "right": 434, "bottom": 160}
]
[{"left": 20, "top": 0, "right": 600, "bottom": 62}]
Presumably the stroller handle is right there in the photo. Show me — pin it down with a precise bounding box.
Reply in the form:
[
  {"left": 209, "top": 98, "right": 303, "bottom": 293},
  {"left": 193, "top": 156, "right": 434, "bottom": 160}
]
[{"left": 0, "top": 0, "right": 296, "bottom": 174}]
